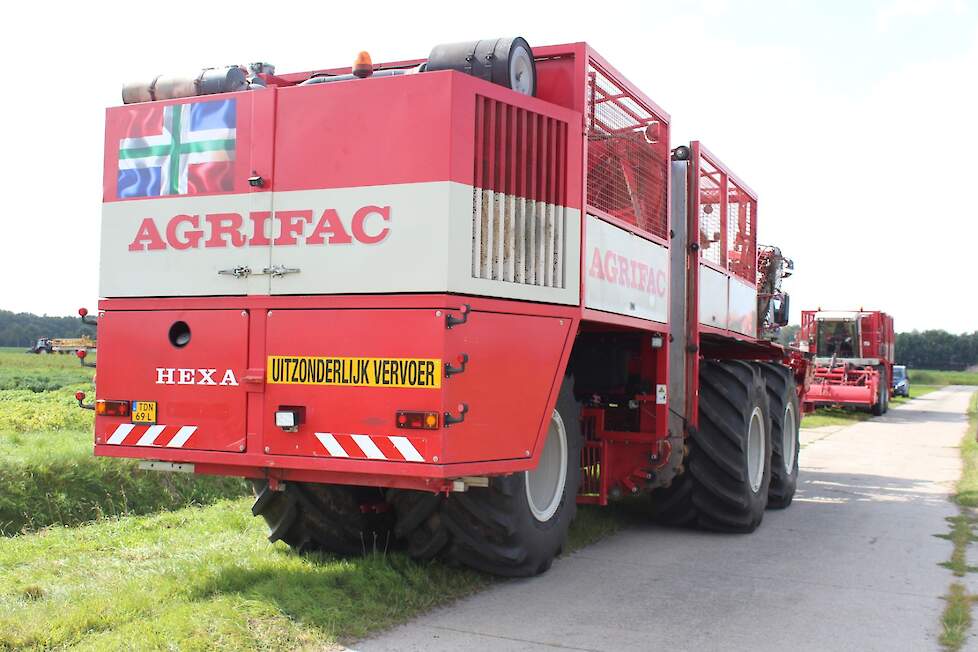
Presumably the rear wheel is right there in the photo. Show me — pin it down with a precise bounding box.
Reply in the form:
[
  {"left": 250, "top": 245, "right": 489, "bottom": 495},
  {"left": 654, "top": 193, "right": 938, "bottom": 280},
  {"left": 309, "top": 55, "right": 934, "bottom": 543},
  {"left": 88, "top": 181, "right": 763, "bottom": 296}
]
[
  {"left": 650, "top": 360, "right": 772, "bottom": 532},
  {"left": 388, "top": 376, "right": 582, "bottom": 576},
  {"left": 251, "top": 481, "right": 393, "bottom": 556},
  {"left": 756, "top": 363, "right": 800, "bottom": 508}
]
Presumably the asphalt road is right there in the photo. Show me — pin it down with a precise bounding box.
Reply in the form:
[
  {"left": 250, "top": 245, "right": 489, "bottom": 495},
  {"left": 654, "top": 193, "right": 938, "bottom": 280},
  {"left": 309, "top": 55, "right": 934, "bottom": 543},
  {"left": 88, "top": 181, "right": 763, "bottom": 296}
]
[{"left": 356, "top": 386, "right": 974, "bottom": 652}]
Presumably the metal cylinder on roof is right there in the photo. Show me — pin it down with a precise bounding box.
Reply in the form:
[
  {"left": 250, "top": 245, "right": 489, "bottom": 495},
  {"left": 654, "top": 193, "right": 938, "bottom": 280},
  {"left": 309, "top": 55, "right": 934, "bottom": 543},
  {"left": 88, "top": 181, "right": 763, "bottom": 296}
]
[
  {"left": 121, "top": 66, "right": 249, "bottom": 104},
  {"left": 425, "top": 37, "right": 536, "bottom": 96}
]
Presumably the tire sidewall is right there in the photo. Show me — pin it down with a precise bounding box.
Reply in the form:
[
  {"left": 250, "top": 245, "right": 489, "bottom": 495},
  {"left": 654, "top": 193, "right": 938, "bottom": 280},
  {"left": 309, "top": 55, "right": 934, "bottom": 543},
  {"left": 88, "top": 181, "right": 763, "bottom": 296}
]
[
  {"left": 745, "top": 369, "right": 773, "bottom": 515},
  {"left": 519, "top": 378, "right": 581, "bottom": 529}
]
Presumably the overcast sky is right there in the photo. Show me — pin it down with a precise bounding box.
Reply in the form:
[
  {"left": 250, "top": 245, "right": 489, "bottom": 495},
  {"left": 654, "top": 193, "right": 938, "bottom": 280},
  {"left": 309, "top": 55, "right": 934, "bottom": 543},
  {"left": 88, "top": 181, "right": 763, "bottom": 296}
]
[{"left": 0, "top": 0, "right": 974, "bottom": 332}]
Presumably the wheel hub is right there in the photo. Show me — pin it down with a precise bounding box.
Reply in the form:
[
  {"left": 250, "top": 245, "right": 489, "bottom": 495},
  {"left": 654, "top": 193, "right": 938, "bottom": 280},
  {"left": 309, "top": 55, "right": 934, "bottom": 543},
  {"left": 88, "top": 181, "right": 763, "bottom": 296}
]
[
  {"left": 747, "top": 407, "right": 766, "bottom": 493},
  {"left": 782, "top": 402, "right": 797, "bottom": 473},
  {"left": 525, "top": 409, "right": 568, "bottom": 522}
]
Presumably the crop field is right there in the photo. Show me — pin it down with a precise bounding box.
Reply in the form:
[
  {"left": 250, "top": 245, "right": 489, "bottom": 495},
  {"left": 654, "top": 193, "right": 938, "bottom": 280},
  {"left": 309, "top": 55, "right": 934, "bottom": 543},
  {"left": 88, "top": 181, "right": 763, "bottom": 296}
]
[{"left": 0, "top": 348, "right": 618, "bottom": 649}]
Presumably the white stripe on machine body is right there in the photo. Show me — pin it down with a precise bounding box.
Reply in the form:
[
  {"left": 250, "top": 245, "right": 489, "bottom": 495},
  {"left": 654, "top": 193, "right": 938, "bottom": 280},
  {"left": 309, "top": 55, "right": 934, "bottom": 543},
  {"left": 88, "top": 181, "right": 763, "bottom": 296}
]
[
  {"left": 107, "top": 423, "right": 136, "bottom": 445},
  {"left": 351, "top": 434, "right": 386, "bottom": 460},
  {"left": 390, "top": 436, "right": 425, "bottom": 462},
  {"left": 314, "top": 433, "right": 349, "bottom": 458},
  {"left": 135, "top": 424, "right": 166, "bottom": 446},
  {"left": 166, "top": 426, "right": 198, "bottom": 448},
  {"left": 315, "top": 432, "right": 426, "bottom": 463},
  {"left": 104, "top": 423, "right": 197, "bottom": 448}
]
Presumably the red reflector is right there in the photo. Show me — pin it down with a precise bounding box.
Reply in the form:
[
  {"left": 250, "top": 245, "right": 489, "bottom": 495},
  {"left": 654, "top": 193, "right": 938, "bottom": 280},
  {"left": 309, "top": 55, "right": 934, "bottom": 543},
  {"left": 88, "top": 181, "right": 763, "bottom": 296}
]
[
  {"left": 395, "top": 411, "right": 439, "bottom": 430},
  {"left": 96, "top": 400, "right": 130, "bottom": 417}
]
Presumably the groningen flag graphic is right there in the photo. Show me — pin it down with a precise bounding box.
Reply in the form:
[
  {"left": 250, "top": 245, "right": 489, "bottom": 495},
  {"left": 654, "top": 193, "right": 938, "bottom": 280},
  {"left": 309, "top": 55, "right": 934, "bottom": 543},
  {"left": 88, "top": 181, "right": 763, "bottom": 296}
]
[{"left": 117, "top": 99, "right": 237, "bottom": 198}]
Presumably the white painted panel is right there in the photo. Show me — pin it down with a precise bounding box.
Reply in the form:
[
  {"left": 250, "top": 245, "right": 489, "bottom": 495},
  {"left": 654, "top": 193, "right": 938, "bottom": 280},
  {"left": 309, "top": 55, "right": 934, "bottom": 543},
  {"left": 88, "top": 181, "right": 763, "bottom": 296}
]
[
  {"left": 101, "top": 192, "right": 273, "bottom": 297},
  {"left": 699, "top": 264, "right": 728, "bottom": 329},
  {"left": 102, "top": 181, "right": 580, "bottom": 306},
  {"left": 728, "top": 277, "right": 758, "bottom": 337},
  {"left": 583, "top": 215, "right": 669, "bottom": 323},
  {"left": 269, "top": 182, "right": 452, "bottom": 295}
]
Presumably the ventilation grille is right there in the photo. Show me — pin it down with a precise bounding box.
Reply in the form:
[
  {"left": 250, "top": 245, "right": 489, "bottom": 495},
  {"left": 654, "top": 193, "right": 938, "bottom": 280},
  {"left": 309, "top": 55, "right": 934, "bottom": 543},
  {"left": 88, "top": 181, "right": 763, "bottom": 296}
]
[
  {"left": 472, "top": 95, "right": 568, "bottom": 288},
  {"left": 586, "top": 64, "right": 669, "bottom": 240}
]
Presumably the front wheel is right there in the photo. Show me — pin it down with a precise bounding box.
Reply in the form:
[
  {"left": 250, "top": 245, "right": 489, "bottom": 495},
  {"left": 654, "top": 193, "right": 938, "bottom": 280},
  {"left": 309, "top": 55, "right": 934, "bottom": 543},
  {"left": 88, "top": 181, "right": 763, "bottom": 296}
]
[{"left": 389, "top": 376, "right": 582, "bottom": 576}]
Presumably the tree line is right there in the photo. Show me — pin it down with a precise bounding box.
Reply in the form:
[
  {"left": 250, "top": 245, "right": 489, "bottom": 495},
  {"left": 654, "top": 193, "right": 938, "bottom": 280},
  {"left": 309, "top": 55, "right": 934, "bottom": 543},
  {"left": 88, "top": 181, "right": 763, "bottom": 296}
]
[
  {"left": 895, "top": 330, "right": 978, "bottom": 370},
  {"left": 0, "top": 310, "right": 96, "bottom": 348}
]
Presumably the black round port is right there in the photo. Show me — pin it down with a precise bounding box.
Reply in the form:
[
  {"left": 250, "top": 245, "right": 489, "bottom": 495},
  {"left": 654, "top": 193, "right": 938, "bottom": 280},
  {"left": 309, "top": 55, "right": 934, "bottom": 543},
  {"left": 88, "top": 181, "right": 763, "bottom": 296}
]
[{"left": 168, "top": 321, "right": 191, "bottom": 348}]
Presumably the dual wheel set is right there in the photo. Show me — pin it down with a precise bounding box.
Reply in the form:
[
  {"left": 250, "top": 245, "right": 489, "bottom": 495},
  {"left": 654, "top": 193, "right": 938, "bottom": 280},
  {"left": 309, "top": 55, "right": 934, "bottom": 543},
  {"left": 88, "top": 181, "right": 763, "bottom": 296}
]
[{"left": 252, "top": 360, "right": 801, "bottom": 577}]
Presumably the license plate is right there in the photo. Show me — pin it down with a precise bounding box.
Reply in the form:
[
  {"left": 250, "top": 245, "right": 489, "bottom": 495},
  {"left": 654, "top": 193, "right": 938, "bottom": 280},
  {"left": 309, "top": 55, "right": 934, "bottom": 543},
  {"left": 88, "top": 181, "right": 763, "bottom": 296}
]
[{"left": 131, "top": 401, "right": 157, "bottom": 424}]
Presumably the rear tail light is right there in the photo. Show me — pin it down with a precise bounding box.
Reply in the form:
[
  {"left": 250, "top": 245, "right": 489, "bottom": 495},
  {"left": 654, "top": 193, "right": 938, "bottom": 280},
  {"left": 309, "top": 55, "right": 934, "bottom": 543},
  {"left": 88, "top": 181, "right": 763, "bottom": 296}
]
[
  {"left": 96, "top": 400, "right": 130, "bottom": 417},
  {"left": 396, "top": 411, "right": 439, "bottom": 430}
]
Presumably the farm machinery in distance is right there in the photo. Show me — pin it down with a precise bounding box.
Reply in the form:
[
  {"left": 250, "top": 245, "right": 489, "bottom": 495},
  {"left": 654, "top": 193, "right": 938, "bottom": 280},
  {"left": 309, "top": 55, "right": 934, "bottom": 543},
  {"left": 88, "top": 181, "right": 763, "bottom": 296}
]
[
  {"left": 27, "top": 335, "right": 96, "bottom": 355},
  {"left": 798, "top": 309, "right": 895, "bottom": 415}
]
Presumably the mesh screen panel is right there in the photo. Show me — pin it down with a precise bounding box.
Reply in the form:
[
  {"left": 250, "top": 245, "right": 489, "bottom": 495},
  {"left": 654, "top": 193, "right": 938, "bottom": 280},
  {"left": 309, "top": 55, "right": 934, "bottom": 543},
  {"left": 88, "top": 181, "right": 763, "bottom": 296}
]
[
  {"left": 586, "top": 65, "right": 669, "bottom": 239},
  {"left": 726, "top": 181, "right": 756, "bottom": 280},
  {"left": 698, "top": 157, "right": 722, "bottom": 266}
]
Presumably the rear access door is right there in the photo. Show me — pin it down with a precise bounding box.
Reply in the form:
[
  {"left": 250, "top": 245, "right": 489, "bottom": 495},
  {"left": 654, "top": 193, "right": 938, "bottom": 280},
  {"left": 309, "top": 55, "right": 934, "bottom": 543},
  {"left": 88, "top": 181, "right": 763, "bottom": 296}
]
[
  {"left": 100, "top": 88, "right": 276, "bottom": 298},
  {"left": 95, "top": 309, "right": 250, "bottom": 453}
]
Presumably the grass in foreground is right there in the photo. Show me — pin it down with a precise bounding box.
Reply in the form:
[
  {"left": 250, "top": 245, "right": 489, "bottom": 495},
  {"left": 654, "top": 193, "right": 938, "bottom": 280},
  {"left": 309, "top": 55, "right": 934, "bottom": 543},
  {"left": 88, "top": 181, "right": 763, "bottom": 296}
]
[
  {"left": 939, "top": 391, "right": 978, "bottom": 651},
  {"left": 0, "top": 498, "right": 620, "bottom": 650},
  {"left": 0, "top": 351, "right": 248, "bottom": 534}
]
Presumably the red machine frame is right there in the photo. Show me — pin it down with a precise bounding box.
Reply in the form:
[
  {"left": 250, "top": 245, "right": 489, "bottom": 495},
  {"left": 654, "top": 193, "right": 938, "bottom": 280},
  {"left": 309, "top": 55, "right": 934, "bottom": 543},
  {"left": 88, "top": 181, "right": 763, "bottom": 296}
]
[{"left": 90, "top": 42, "right": 809, "bottom": 505}]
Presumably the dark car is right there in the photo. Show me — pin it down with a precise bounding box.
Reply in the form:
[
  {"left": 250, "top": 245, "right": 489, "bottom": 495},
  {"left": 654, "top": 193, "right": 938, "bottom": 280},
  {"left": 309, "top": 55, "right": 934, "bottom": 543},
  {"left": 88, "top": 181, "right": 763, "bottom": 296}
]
[{"left": 892, "top": 365, "right": 909, "bottom": 397}]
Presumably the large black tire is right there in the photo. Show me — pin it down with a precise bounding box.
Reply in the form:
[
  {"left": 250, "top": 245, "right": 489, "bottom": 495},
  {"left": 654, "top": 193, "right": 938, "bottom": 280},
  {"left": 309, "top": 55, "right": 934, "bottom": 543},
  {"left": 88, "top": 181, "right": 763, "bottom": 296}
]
[
  {"left": 251, "top": 480, "right": 393, "bottom": 556},
  {"left": 872, "top": 366, "right": 887, "bottom": 416},
  {"left": 649, "top": 360, "right": 772, "bottom": 532},
  {"left": 756, "top": 362, "right": 800, "bottom": 509},
  {"left": 388, "top": 377, "right": 582, "bottom": 577}
]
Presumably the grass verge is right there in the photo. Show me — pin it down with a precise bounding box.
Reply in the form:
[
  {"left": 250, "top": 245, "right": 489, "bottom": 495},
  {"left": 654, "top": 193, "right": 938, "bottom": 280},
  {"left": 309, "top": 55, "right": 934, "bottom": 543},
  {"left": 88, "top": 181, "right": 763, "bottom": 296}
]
[
  {"left": 0, "top": 498, "right": 621, "bottom": 650},
  {"left": 939, "top": 391, "right": 978, "bottom": 651},
  {"left": 0, "top": 448, "right": 249, "bottom": 535},
  {"left": 0, "top": 355, "right": 248, "bottom": 534},
  {"left": 802, "top": 384, "right": 941, "bottom": 429}
]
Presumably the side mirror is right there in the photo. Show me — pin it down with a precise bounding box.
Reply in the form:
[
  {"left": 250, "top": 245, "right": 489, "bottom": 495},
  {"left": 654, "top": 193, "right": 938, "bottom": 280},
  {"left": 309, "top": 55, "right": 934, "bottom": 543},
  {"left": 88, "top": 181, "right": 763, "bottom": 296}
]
[{"left": 773, "top": 293, "right": 790, "bottom": 327}]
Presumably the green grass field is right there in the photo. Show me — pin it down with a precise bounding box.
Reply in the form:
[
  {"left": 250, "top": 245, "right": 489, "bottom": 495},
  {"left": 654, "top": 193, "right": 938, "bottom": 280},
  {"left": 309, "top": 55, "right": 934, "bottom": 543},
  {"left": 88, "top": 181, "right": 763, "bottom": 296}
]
[{"left": 0, "top": 348, "right": 247, "bottom": 534}]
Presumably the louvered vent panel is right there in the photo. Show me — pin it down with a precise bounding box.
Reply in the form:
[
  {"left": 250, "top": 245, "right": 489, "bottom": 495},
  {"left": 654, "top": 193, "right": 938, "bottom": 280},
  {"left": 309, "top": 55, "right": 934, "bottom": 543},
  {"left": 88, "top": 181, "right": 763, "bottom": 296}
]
[{"left": 472, "top": 96, "right": 568, "bottom": 288}]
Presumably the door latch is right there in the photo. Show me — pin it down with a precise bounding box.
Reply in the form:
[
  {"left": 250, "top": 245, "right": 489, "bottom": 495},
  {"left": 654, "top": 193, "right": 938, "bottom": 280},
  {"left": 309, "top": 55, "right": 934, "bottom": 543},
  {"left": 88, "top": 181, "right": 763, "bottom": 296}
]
[
  {"left": 262, "top": 265, "right": 301, "bottom": 278},
  {"left": 218, "top": 266, "right": 253, "bottom": 278},
  {"left": 218, "top": 265, "right": 300, "bottom": 279}
]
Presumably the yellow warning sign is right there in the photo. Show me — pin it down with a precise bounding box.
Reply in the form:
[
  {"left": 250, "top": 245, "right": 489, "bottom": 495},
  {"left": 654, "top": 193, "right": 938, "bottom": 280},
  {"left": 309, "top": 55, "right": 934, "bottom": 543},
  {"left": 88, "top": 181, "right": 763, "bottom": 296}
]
[{"left": 267, "top": 356, "right": 442, "bottom": 388}]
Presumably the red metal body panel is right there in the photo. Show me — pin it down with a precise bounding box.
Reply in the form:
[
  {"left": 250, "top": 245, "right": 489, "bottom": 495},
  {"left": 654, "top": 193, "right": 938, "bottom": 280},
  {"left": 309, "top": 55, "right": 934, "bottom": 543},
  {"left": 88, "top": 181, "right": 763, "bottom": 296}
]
[
  {"left": 94, "top": 295, "right": 578, "bottom": 488},
  {"left": 96, "top": 309, "right": 249, "bottom": 452}
]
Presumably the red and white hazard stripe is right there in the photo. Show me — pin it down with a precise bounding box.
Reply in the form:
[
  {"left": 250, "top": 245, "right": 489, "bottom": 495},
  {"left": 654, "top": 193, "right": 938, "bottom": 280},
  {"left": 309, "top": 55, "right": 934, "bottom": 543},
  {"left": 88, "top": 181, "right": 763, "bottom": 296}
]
[
  {"left": 314, "top": 432, "right": 426, "bottom": 463},
  {"left": 103, "top": 423, "right": 198, "bottom": 448}
]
